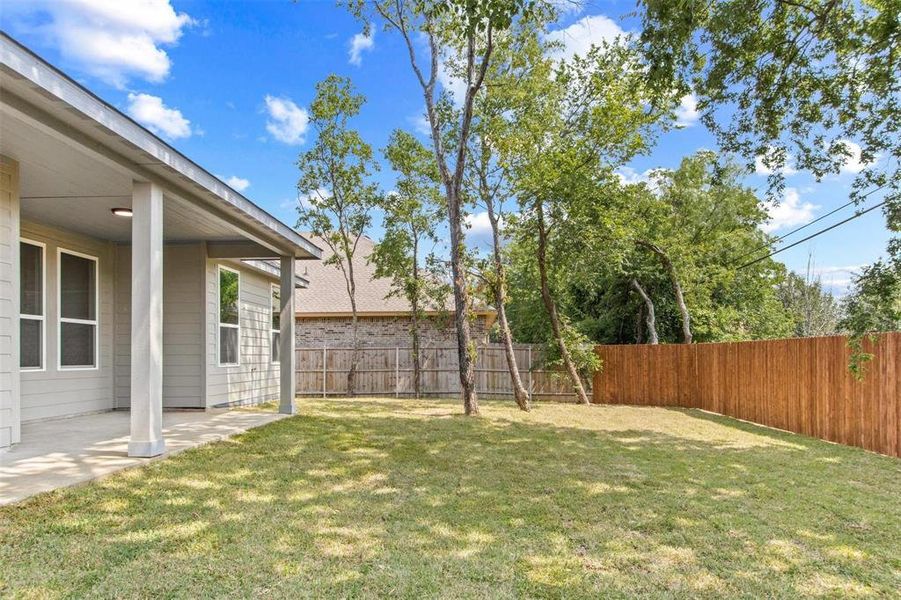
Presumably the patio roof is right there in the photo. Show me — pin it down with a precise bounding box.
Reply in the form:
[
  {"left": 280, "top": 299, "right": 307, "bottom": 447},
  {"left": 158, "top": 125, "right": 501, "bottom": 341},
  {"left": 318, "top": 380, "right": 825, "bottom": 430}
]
[{"left": 0, "top": 32, "right": 321, "bottom": 260}]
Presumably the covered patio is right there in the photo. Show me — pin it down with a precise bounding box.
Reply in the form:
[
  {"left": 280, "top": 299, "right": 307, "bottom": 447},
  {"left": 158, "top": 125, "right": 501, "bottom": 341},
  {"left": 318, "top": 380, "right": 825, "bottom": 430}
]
[
  {"left": 0, "top": 33, "right": 320, "bottom": 464},
  {"left": 0, "top": 408, "right": 286, "bottom": 505}
]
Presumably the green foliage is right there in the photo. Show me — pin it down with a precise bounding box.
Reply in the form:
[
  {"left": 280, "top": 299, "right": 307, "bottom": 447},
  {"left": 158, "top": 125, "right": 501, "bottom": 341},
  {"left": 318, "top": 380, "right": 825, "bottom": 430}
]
[
  {"left": 371, "top": 130, "right": 449, "bottom": 317},
  {"left": 296, "top": 75, "right": 379, "bottom": 275},
  {"left": 637, "top": 0, "right": 901, "bottom": 325},
  {"left": 506, "top": 151, "right": 797, "bottom": 345},
  {"left": 840, "top": 258, "right": 901, "bottom": 378},
  {"left": 776, "top": 262, "right": 843, "bottom": 337}
]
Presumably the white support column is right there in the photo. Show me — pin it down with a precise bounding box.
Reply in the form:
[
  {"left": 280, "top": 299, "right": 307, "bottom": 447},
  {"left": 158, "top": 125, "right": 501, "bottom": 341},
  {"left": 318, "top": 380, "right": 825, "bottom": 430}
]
[
  {"left": 279, "top": 255, "right": 296, "bottom": 415},
  {"left": 128, "top": 181, "right": 165, "bottom": 457}
]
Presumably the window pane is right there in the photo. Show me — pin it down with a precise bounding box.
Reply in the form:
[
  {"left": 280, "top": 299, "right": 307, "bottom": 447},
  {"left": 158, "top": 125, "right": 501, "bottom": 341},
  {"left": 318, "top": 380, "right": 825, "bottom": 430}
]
[
  {"left": 60, "top": 253, "right": 96, "bottom": 321},
  {"left": 20, "top": 318, "right": 42, "bottom": 368},
  {"left": 272, "top": 331, "right": 280, "bottom": 362},
  {"left": 219, "top": 269, "right": 239, "bottom": 325},
  {"left": 20, "top": 243, "right": 43, "bottom": 316},
  {"left": 61, "top": 321, "right": 95, "bottom": 367},
  {"left": 271, "top": 286, "right": 281, "bottom": 330},
  {"left": 220, "top": 326, "right": 238, "bottom": 364}
]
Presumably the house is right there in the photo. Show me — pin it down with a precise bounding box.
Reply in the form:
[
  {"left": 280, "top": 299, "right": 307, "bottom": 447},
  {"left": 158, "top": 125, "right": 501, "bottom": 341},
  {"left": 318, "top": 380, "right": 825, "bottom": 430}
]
[
  {"left": 295, "top": 234, "right": 496, "bottom": 348},
  {"left": 0, "top": 34, "right": 321, "bottom": 456}
]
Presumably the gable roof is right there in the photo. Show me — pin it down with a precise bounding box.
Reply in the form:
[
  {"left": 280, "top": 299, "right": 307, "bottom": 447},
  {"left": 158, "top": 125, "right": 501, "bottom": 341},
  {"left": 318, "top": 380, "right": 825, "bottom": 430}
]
[{"left": 295, "top": 234, "right": 495, "bottom": 319}]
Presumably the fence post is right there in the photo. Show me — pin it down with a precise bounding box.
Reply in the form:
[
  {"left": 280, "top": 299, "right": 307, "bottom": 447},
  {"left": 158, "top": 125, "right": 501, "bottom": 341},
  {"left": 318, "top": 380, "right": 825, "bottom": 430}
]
[
  {"left": 395, "top": 346, "right": 400, "bottom": 398},
  {"left": 322, "top": 346, "right": 327, "bottom": 398},
  {"left": 528, "top": 345, "right": 533, "bottom": 401}
]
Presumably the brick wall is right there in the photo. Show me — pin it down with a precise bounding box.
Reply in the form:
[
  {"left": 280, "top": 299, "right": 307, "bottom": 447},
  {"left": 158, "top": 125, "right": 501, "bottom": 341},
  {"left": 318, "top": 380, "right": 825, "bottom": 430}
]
[{"left": 296, "top": 314, "right": 491, "bottom": 348}]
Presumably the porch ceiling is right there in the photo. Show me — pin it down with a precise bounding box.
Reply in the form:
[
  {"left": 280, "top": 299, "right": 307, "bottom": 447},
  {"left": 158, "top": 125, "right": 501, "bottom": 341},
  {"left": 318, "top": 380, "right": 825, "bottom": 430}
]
[{"left": 2, "top": 101, "right": 254, "bottom": 244}]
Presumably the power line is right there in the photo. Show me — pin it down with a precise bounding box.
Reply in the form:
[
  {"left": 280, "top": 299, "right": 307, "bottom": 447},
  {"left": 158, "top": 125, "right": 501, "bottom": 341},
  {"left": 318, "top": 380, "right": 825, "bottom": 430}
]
[
  {"left": 738, "top": 200, "right": 887, "bottom": 269},
  {"left": 733, "top": 186, "right": 885, "bottom": 264}
]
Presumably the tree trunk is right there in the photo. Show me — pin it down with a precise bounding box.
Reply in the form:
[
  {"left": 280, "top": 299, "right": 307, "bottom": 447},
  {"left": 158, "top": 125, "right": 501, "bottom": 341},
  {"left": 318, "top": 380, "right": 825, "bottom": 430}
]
[
  {"left": 411, "top": 240, "right": 422, "bottom": 399},
  {"left": 446, "top": 189, "right": 479, "bottom": 415},
  {"left": 486, "top": 195, "right": 530, "bottom": 410},
  {"left": 639, "top": 241, "right": 692, "bottom": 344},
  {"left": 636, "top": 302, "right": 646, "bottom": 344},
  {"left": 630, "top": 278, "right": 659, "bottom": 344},
  {"left": 348, "top": 297, "right": 359, "bottom": 397},
  {"left": 536, "top": 202, "right": 591, "bottom": 405}
]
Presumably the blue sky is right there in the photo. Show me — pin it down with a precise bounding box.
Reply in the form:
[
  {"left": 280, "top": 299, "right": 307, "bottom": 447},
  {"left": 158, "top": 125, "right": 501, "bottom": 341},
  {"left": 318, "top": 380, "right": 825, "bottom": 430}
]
[{"left": 2, "top": 0, "right": 891, "bottom": 294}]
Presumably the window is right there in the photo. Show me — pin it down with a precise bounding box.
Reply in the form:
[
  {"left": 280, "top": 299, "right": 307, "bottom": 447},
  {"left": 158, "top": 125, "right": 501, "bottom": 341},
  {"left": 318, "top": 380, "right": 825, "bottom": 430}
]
[
  {"left": 218, "top": 266, "right": 240, "bottom": 366},
  {"left": 271, "top": 284, "right": 280, "bottom": 363},
  {"left": 20, "top": 240, "right": 45, "bottom": 370},
  {"left": 58, "top": 249, "right": 98, "bottom": 369}
]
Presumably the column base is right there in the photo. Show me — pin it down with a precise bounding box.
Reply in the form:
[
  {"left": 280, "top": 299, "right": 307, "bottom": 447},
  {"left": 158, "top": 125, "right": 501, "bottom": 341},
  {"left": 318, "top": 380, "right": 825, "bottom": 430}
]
[
  {"left": 278, "top": 402, "right": 296, "bottom": 416},
  {"left": 128, "top": 438, "right": 166, "bottom": 458}
]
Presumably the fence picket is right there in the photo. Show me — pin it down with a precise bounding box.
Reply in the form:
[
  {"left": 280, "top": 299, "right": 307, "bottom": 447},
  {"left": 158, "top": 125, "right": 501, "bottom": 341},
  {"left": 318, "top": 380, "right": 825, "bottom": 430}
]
[
  {"left": 593, "top": 333, "right": 900, "bottom": 458},
  {"left": 296, "top": 344, "right": 576, "bottom": 401}
]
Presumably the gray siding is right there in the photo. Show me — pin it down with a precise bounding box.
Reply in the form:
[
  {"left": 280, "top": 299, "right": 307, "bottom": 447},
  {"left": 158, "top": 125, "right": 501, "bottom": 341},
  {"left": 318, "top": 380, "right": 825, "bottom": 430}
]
[
  {"left": 19, "top": 221, "right": 115, "bottom": 422},
  {"left": 115, "top": 243, "right": 205, "bottom": 408},
  {"left": 205, "top": 260, "right": 279, "bottom": 407},
  {"left": 0, "top": 156, "right": 20, "bottom": 447}
]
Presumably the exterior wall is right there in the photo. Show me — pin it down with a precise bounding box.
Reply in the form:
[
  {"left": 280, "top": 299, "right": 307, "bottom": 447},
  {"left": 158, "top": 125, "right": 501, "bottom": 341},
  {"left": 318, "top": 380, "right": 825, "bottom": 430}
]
[
  {"left": 205, "top": 259, "right": 279, "bottom": 407},
  {"left": 18, "top": 221, "right": 115, "bottom": 422},
  {"left": 0, "top": 156, "right": 20, "bottom": 447},
  {"left": 295, "top": 314, "right": 491, "bottom": 348},
  {"left": 115, "top": 243, "right": 206, "bottom": 408}
]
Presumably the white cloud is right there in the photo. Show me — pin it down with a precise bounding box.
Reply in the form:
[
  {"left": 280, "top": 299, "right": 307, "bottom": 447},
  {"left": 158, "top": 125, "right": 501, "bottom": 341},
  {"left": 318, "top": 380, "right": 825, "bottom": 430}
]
[
  {"left": 616, "top": 166, "right": 667, "bottom": 195},
  {"left": 5, "top": 0, "right": 195, "bottom": 87},
  {"left": 126, "top": 93, "right": 192, "bottom": 139},
  {"left": 797, "top": 264, "right": 866, "bottom": 296},
  {"left": 835, "top": 140, "right": 868, "bottom": 174},
  {"left": 299, "top": 187, "right": 330, "bottom": 210},
  {"left": 465, "top": 211, "right": 494, "bottom": 235},
  {"left": 222, "top": 175, "right": 250, "bottom": 192},
  {"left": 545, "top": 14, "right": 627, "bottom": 61},
  {"left": 674, "top": 94, "right": 699, "bottom": 128},
  {"left": 348, "top": 29, "right": 375, "bottom": 66},
  {"left": 761, "top": 188, "right": 819, "bottom": 233},
  {"left": 264, "top": 95, "right": 309, "bottom": 145},
  {"left": 615, "top": 167, "right": 654, "bottom": 186},
  {"left": 437, "top": 54, "right": 468, "bottom": 106},
  {"left": 408, "top": 112, "right": 432, "bottom": 137}
]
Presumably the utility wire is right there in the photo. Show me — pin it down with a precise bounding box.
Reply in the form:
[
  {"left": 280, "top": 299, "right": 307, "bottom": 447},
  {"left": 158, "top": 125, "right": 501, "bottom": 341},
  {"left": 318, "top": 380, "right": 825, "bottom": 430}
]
[
  {"left": 738, "top": 200, "right": 886, "bottom": 269},
  {"left": 733, "top": 186, "right": 885, "bottom": 264}
]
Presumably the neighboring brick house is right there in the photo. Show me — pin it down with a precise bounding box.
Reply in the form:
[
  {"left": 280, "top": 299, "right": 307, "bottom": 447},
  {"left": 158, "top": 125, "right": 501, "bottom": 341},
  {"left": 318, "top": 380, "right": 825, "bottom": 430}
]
[{"left": 295, "top": 235, "right": 495, "bottom": 348}]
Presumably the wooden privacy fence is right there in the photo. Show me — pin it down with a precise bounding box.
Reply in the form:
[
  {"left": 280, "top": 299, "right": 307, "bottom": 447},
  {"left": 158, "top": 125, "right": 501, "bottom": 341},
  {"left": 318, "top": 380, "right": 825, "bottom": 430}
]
[
  {"left": 593, "top": 333, "right": 900, "bottom": 457},
  {"left": 296, "top": 344, "right": 575, "bottom": 400}
]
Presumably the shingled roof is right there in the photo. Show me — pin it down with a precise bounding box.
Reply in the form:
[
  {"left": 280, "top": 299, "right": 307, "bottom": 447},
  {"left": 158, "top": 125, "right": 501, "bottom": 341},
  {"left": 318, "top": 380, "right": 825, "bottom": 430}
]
[{"left": 294, "top": 234, "right": 495, "bottom": 319}]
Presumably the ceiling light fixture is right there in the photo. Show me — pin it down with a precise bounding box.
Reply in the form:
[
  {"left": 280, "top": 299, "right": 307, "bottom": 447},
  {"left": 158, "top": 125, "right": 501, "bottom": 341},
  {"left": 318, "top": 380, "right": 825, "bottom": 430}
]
[{"left": 111, "top": 207, "right": 133, "bottom": 217}]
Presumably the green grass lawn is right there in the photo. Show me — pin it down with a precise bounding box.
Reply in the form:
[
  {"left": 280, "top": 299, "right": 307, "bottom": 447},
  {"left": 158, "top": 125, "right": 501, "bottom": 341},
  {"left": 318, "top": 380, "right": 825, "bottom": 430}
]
[{"left": 2, "top": 398, "right": 899, "bottom": 598}]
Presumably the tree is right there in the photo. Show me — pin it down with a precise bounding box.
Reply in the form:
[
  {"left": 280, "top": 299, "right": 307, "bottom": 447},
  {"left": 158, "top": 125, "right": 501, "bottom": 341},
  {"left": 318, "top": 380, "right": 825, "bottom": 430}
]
[
  {"left": 840, "top": 257, "right": 901, "bottom": 378},
  {"left": 462, "top": 25, "right": 549, "bottom": 411},
  {"left": 343, "top": 0, "right": 541, "bottom": 416},
  {"left": 776, "top": 255, "right": 843, "bottom": 337},
  {"left": 505, "top": 151, "right": 795, "bottom": 347},
  {"left": 371, "top": 130, "right": 448, "bottom": 398},
  {"left": 637, "top": 0, "right": 900, "bottom": 344},
  {"left": 296, "top": 75, "right": 379, "bottom": 397},
  {"left": 630, "top": 279, "right": 659, "bottom": 344},
  {"left": 496, "top": 33, "right": 677, "bottom": 402}
]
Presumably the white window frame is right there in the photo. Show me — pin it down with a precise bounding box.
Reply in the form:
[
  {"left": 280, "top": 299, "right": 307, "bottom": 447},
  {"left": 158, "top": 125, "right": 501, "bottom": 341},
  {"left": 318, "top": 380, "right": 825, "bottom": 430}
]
[
  {"left": 20, "top": 238, "right": 46, "bottom": 372},
  {"left": 57, "top": 247, "right": 100, "bottom": 371},
  {"left": 271, "top": 282, "right": 280, "bottom": 365},
  {"left": 217, "top": 265, "right": 241, "bottom": 367}
]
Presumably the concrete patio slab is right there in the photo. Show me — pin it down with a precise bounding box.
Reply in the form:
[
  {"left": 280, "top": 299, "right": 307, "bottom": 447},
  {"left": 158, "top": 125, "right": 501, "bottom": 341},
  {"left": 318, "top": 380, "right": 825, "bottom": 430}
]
[{"left": 0, "top": 409, "right": 287, "bottom": 505}]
